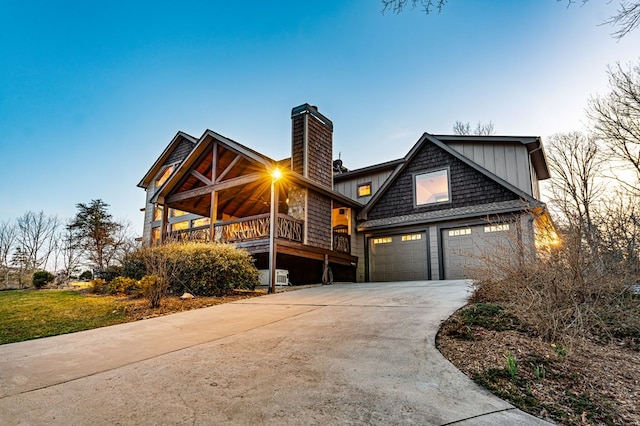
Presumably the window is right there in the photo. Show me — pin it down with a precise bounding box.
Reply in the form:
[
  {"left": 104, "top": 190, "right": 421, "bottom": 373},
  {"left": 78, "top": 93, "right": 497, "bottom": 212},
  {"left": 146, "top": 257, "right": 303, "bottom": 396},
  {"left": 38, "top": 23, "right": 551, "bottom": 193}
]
[
  {"left": 153, "top": 205, "right": 163, "bottom": 221},
  {"left": 415, "top": 169, "right": 450, "bottom": 206},
  {"left": 171, "top": 209, "right": 188, "bottom": 218},
  {"left": 373, "top": 237, "right": 392, "bottom": 244},
  {"left": 401, "top": 234, "right": 422, "bottom": 241},
  {"left": 192, "top": 217, "right": 211, "bottom": 228},
  {"left": 484, "top": 224, "right": 510, "bottom": 233},
  {"left": 448, "top": 228, "right": 471, "bottom": 237},
  {"left": 357, "top": 183, "right": 372, "bottom": 197},
  {"left": 171, "top": 221, "right": 188, "bottom": 231},
  {"left": 155, "top": 165, "right": 175, "bottom": 187},
  {"left": 151, "top": 227, "right": 160, "bottom": 243}
]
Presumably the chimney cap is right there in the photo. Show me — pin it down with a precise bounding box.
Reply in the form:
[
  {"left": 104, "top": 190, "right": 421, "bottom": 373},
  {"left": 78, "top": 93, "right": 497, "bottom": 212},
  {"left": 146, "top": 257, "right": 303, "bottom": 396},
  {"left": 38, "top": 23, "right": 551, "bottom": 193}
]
[{"left": 291, "top": 103, "right": 333, "bottom": 131}]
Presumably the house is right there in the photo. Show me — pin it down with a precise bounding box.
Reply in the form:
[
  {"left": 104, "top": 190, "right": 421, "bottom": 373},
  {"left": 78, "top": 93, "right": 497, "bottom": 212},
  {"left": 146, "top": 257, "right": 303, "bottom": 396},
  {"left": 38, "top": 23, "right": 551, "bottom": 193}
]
[{"left": 138, "top": 103, "right": 553, "bottom": 284}]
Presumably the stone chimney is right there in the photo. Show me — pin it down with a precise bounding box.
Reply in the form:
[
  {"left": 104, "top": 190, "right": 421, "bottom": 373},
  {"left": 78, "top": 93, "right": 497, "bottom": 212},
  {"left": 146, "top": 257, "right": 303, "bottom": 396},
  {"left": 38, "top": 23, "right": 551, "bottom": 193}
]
[{"left": 291, "top": 104, "right": 333, "bottom": 187}]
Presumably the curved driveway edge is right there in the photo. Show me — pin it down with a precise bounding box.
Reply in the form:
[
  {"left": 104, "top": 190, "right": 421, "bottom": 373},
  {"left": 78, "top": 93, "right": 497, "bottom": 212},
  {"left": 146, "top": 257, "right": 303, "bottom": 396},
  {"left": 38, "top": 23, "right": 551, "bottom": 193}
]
[{"left": 0, "top": 281, "right": 551, "bottom": 425}]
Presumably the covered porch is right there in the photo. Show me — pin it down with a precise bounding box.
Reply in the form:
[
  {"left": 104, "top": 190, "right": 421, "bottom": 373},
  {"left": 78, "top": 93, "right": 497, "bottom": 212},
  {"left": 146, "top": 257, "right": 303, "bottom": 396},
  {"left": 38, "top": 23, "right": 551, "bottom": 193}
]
[{"left": 149, "top": 131, "right": 359, "bottom": 284}]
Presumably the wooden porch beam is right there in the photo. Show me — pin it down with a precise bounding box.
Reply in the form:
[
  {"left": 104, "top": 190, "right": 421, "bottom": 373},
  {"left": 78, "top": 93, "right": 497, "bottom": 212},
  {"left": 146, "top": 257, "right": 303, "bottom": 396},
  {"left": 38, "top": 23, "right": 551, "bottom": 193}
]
[
  {"left": 190, "top": 170, "right": 212, "bottom": 186},
  {"left": 216, "top": 154, "right": 242, "bottom": 183},
  {"left": 166, "top": 172, "right": 264, "bottom": 203}
]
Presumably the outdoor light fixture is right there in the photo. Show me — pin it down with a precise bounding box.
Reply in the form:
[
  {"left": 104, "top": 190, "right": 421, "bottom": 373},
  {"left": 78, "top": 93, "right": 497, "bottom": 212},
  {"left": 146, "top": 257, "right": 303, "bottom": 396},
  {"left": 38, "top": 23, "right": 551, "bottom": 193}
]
[
  {"left": 268, "top": 168, "right": 282, "bottom": 294},
  {"left": 271, "top": 168, "right": 282, "bottom": 180}
]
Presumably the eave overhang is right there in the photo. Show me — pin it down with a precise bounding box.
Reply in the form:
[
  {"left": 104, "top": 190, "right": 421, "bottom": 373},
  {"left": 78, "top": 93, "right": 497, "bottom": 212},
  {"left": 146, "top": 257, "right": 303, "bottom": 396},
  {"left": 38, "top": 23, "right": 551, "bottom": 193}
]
[{"left": 137, "top": 131, "right": 198, "bottom": 189}]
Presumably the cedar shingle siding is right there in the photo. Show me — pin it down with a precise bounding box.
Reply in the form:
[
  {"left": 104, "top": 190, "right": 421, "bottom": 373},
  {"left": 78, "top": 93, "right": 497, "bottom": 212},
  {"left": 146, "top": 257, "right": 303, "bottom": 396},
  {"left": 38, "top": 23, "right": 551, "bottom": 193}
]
[
  {"left": 306, "top": 117, "right": 332, "bottom": 187},
  {"left": 306, "top": 191, "right": 332, "bottom": 249},
  {"left": 165, "top": 138, "right": 195, "bottom": 165},
  {"left": 291, "top": 115, "right": 305, "bottom": 175},
  {"left": 368, "top": 141, "right": 520, "bottom": 220}
]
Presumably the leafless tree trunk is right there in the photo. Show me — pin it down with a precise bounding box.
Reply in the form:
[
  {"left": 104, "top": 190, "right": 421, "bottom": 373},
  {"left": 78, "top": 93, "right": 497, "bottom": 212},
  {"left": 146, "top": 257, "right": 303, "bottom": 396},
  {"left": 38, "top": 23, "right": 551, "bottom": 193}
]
[
  {"left": 588, "top": 61, "right": 640, "bottom": 188},
  {"left": 546, "top": 132, "right": 604, "bottom": 256},
  {"left": 15, "top": 211, "right": 59, "bottom": 274},
  {"left": 0, "top": 220, "right": 17, "bottom": 289},
  {"left": 54, "top": 220, "right": 85, "bottom": 284},
  {"left": 102, "top": 220, "right": 137, "bottom": 269}
]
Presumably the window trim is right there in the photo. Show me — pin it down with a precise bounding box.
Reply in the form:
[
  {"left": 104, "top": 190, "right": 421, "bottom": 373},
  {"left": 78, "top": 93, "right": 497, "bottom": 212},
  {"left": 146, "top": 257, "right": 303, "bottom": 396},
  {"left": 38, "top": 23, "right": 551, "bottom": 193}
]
[
  {"left": 357, "top": 182, "right": 372, "bottom": 198},
  {"left": 484, "top": 223, "right": 510, "bottom": 233},
  {"left": 413, "top": 167, "right": 451, "bottom": 208}
]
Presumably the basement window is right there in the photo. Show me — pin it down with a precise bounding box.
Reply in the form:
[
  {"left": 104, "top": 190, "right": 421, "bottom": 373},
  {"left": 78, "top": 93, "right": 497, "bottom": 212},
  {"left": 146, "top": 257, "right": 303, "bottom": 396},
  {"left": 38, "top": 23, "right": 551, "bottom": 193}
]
[
  {"left": 415, "top": 169, "right": 450, "bottom": 206},
  {"left": 357, "top": 183, "right": 372, "bottom": 197},
  {"left": 373, "top": 237, "right": 392, "bottom": 244}
]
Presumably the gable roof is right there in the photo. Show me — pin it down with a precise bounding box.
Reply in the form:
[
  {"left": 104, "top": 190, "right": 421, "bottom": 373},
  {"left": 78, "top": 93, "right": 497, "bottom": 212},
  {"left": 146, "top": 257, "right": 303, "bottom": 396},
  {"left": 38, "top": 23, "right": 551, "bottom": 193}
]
[
  {"left": 137, "top": 131, "right": 197, "bottom": 188},
  {"left": 359, "top": 133, "right": 544, "bottom": 220},
  {"left": 149, "top": 129, "right": 363, "bottom": 210},
  {"left": 333, "top": 158, "right": 404, "bottom": 182},
  {"left": 434, "top": 134, "right": 550, "bottom": 180},
  {"left": 150, "top": 129, "right": 276, "bottom": 204}
]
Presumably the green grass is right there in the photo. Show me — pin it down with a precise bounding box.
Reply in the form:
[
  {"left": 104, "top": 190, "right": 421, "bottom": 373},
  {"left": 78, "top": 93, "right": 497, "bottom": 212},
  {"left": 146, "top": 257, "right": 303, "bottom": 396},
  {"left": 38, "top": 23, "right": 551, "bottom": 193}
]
[{"left": 0, "top": 290, "right": 129, "bottom": 345}]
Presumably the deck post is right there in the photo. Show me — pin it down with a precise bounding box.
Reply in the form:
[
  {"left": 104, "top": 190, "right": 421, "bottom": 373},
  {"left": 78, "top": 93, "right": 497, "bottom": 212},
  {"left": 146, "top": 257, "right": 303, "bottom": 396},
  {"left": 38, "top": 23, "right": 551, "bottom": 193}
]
[{"left": 268, "top": 169, "right": 281, "bottom": 294}]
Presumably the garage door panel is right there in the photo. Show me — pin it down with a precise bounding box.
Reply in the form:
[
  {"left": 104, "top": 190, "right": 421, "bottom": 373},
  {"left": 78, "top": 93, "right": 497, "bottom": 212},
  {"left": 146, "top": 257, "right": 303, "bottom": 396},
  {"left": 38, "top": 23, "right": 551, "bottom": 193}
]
[
  {"left": 369, "top": 232, "right": 428, "bottom": 282},
  {"left": 442, "top": 224, "right": 514, "bottom": 279}
]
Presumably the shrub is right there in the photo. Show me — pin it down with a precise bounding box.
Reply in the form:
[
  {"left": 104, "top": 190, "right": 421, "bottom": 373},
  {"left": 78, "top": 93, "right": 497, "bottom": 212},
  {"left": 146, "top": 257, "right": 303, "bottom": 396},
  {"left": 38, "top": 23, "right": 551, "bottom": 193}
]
[
  {"left": 139, "top": 275, "right": 166, "bottom": 308},
  {"left": 121, "top": 242, "right": 259, "bottom": 297},
  {"left": 121, "top": 250, "right": 146, "bottom": 280},
  {"left": 32, "top": 270, "right": 55, "bottom": 289},
  {"left": 470, "top": 227, "right": 640, "bottom": 344},
  {"left": 107, "top": 276, "right": 139, "bottom": 295},
  {"left": 173, "top": 243, "right": 259, "bottom": 296},
  {"left": 79, "top": 270, "right": 93, "bottom": 281},
  {"left": 88, "top": 278, "right": 107, "bottom": 294},
  {"left": 99, "top": 265, "right": 122, "bottom": 283}
]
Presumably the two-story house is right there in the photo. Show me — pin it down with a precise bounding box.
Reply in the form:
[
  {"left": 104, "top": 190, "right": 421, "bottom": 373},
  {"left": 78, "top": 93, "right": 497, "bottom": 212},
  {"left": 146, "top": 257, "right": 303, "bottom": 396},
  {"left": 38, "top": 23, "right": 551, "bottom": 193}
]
[{"left": 138, "top": 104, "right": 553, "bottom": 284}]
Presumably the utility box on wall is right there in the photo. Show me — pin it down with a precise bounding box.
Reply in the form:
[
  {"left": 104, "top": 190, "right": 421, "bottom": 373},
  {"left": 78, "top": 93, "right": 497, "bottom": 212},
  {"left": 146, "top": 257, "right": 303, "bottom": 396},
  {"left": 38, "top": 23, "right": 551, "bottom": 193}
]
[{"left": 258, "top": 269, "right": 291, "bottom": 286}]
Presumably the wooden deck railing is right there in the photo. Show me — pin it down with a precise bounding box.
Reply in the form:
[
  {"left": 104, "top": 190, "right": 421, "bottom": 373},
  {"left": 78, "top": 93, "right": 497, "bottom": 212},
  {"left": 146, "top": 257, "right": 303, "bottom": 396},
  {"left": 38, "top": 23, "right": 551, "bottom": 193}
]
[
  {"left": 333, "top": 232, "right": 351, "bottom": 254},
  {"left": 163, "top": 214, "right": 304, "bottom": 244}
]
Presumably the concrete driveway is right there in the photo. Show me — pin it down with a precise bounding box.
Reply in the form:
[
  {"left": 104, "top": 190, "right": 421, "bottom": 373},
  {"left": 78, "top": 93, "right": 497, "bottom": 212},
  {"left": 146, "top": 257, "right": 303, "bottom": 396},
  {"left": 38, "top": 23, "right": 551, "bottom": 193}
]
[{"left": 0, "top": 281, "right": 550, "bottom": 425}]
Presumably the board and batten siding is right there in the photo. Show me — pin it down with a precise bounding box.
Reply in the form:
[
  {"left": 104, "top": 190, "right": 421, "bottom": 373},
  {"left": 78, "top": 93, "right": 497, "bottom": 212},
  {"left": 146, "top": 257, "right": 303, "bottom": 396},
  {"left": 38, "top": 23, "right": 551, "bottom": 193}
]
[
  {"left": 143, "top": 187, "right": 154, "bottom": 244},
  {"left": 333, "top": 169, "right": 394, "bottom": 203},
  {"left": 429, "top": 225, "right": 440, "bottom": 280},
  {"left": 350, "top": 214, "right": 366, "bottom": 282},
  {"left": 446, "top": 142, "right": 534, "bottom": 197}
]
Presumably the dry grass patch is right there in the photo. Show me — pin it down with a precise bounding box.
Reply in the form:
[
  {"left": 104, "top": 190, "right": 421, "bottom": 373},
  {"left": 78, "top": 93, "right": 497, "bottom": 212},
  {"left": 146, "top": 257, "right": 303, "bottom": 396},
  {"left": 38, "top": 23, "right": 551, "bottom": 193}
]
[{"left": 437, "top": 303, "right": 640, "bottom": 425}]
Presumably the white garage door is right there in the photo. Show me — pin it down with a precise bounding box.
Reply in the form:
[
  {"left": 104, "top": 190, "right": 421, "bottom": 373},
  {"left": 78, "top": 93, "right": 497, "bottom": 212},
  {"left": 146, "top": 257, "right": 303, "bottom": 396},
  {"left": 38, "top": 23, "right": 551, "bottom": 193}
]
[
  {"left": 442, "top": 224, "right": 513, "bottom": 279},
  {"left": 369, "top": 232, "right": 428, "bottom": 282}
]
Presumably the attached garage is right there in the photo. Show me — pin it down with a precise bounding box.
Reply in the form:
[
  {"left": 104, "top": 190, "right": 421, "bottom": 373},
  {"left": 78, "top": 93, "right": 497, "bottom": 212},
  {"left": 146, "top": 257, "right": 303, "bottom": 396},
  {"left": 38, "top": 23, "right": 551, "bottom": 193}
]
[
  {"left": 369, "top": 231, "right": 428, "bottom": 282},
  {"left": 441, "top": 223, "right": 513, "bottom": 279}
]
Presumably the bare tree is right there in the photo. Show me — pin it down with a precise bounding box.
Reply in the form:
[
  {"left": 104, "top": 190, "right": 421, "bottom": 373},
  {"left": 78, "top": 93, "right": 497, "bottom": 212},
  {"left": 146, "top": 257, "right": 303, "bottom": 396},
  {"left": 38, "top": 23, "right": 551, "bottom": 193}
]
[
  {"left": 383, "top": 1, "right": 640, "bottom": 39},
  {"left": 381, "top": 0, "right": 447, "bottom": 14},
  {"left": 546, "top": 132, "right": 604, "bottom": 249},
  {"left": 599, "top": 1, "right": 640, "bottom": 39},
  {"left": 15, "top": 211, "right": 59, "bottom": 273},
  {"left": 101, "top": 220, "right": 138, "bottom": 269},
  {"left": 588, "top": 61, "right": 640, "bottom": 188},
  {"left": 0, "top": 220, "right": 17, "bottom": 288},
  {"left": 453, "top": 120, "right": 495, "bottom": 136},
  {"left": 54, "top": 219, "right": 85, "bottom": 284}
]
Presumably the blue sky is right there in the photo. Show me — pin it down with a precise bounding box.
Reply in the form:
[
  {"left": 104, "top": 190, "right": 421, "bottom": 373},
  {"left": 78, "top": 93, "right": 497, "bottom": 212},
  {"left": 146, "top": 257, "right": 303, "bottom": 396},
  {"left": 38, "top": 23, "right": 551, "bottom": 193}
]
[{"left": 1, "top": 0, "right": 639, "bottom": 235}]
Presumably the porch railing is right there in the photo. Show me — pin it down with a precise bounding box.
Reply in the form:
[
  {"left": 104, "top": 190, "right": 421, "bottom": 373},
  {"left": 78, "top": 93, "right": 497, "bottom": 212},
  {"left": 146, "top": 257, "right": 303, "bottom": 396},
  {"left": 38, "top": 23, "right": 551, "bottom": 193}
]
[
  {"left": 163, "top": 214, "right": 304, "bottom": 244},
  {"left": 333, "top": 232, "right": 351, "bottom": 254}
]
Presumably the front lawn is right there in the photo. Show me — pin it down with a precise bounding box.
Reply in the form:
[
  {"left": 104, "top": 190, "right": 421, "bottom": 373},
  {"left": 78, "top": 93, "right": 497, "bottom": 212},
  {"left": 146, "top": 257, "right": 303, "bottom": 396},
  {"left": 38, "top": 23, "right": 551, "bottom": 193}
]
[
  {"left": 0, "top": 289, "right": 264, "bottom": 345},
  {"left": 0, "top": 290, "right": 129, "bottom": 344}
]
